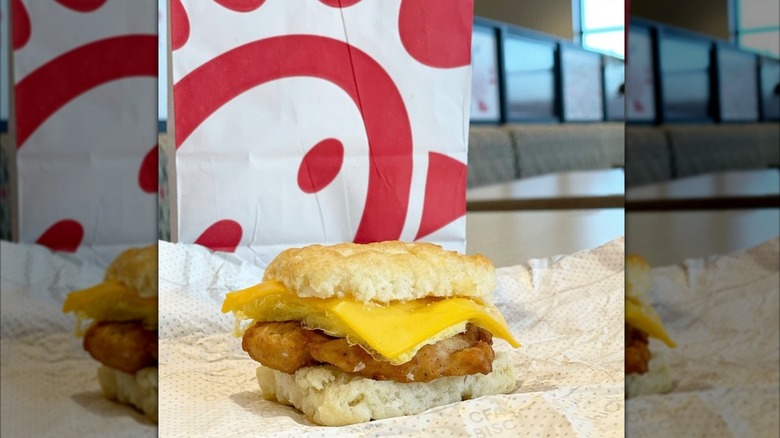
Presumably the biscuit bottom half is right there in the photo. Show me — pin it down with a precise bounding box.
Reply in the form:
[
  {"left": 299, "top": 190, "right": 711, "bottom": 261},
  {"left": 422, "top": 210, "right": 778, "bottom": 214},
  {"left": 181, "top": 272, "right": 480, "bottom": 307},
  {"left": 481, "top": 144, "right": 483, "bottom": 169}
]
[
  {"left": 626, "top": 352, "right": 673, "bottom": 398},
  {"left": 256, "top": 351, "right": 516, "bottom": 426},
  {"left": 97, "top": 365, "right": 158, "bottom": 423}
]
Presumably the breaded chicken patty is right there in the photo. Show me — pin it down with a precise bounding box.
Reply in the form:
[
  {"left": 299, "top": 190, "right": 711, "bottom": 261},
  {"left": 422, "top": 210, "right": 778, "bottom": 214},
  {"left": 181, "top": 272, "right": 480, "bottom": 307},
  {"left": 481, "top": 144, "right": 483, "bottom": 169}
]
[
  {"left": 83, "top": 321, "right": 157, "bottom": 374},
  {"left": 626, "top": 324, "right": 651, "bottom": 375},
  {"left": 242, "top": 321, "right": 495, "bottom": 383}
]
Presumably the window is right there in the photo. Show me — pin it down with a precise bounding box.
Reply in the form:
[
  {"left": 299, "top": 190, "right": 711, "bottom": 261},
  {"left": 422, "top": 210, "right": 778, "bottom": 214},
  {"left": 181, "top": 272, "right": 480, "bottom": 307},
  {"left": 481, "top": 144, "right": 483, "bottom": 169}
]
[
  {"left": 502, "top": 34, "right": 558, "bottom": 122},
  {"left": 470, "top": 23, "right": 501, "bottom": 123},
  {"left": 659, "top": 35, "right": 713, "bottom": 122},
  {"left": 626, "top": 25, "right": 656, "bottom": 122},
  {"left": 579, "top": 0, "right": 625, "bottom": 58},
  {"left": 735, "top": 0, "right": 780, "bottom": 57},
  {"left": 716, "top": 45, "right": 759, "bottom": 121},
  {"left": 560, "top": 44, "right": 604, "bottom": 121}
]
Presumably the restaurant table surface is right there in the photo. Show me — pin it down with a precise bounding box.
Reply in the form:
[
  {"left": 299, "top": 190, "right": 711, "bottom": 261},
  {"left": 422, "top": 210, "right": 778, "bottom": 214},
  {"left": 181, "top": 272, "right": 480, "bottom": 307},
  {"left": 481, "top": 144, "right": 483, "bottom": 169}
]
[
  {"left": 627, "top": 208, "right": 780, "bottom": 266},
  {"left": 625, "top": 169, "right": 779, "bottom": 265},
  {"left": 626, "top": 169, "right": 780, "bottom": 200},
  {"left": 467, "top": 168, "right": 625, "bottom": 201},
  {"left": 466, "top": 208, "right": 625, "bottom": 267}
]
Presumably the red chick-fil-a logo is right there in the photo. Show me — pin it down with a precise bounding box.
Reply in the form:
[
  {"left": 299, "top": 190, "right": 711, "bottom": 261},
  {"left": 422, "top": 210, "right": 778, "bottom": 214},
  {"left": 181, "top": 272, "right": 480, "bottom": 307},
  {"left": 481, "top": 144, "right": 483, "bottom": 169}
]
[
  {"left": 172, "top": 0, "right": 471, "bottom": 252},
  {"left": 12, "top": 0, "right": 157, "bottom": 251}
]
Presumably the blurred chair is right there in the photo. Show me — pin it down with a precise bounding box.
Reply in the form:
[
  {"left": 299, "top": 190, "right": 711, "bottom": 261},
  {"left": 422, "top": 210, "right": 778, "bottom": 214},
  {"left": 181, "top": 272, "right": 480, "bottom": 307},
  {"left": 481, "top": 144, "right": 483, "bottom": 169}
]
[
  {"left": 467, "top": 126, "right": 519, "bottom": 187},
  {"left": 666, "top": 124, "right": 777, "bottom": 178},
  {"left": 750, "top": 124, "right": 780, "bottom": 168},
  {"left": 508, "top": 123, "right": 624, "bottom": 178},
  {"left": 625, "top": 126, "right": 674, "bottom": 187}
]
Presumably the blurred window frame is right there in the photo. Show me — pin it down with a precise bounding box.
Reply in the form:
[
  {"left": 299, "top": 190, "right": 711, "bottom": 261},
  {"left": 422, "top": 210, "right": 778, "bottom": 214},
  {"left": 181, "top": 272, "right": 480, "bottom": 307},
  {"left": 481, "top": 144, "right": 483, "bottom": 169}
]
[
  {"left": 575, "top": 0, "right": 625, "bottom": 59},
  {"left": 732, "top": 0, "right": 780, "bottom": 58}
]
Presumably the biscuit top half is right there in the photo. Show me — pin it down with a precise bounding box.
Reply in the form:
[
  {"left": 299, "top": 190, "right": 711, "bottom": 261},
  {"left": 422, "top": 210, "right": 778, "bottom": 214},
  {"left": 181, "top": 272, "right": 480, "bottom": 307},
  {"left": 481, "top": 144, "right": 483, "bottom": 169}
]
[
  {"left": 104, "top": 245, "right": 158, "bottom": 298},
  {"left": 262, "top": 241, "right": 496, "bottom": 303},
  {"left": 626, "top": 254, "right": 652, "bottom": 300}
]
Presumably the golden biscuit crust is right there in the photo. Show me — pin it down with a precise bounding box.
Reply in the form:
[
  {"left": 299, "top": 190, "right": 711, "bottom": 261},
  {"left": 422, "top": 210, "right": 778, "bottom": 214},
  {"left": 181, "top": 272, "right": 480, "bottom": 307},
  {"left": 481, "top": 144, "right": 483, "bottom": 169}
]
[
  {"left": 104, "top": 245, "right": 158, "bottom": 297},
  {"left": 263, "top": 241, "right": 496, "bottom": 303},
  {"left": 626, "top": 254, "right": 652, "bottom": 299}
]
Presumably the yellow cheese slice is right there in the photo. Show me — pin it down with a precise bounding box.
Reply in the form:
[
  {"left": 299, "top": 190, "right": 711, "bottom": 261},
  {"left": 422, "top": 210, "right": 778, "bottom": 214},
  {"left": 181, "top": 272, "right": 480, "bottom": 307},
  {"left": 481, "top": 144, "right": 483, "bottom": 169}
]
[
  {"left": 63, "top": 280, "right": 158, "bottom": 332},
  {"left": 222, "top": 280, "right": 520, "bottom": 364},
  {"left": 626, "top": 296, "right": 676, "bottom": 348}
]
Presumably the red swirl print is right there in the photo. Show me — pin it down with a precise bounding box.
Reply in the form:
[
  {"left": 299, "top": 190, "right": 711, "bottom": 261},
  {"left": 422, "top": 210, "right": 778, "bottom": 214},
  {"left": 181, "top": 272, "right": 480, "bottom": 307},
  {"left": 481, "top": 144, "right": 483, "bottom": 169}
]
[
  {"left": 298, "top": 138, "right": 344, "bottom": 194},
  {"left": 174, "top": 35, "right": 413, "bottom": 243},
  {"left": 139, "top": 145, "right": 158, "bottom": 194},
  {"left": 14, "top": 35, "right": 157, "bottom": 148},
  {"left": 398, "top": 0, "right": 472, "bottom": 68},
  {"left": 214, "top": 0, "right": 266, "bottom": 12},
  {"left": 415, "top": 152, "right": 466, "bottom": 240},
  {"left": 195, "top": 219, "right": 243, "bottom": 252},
  {"left": 12, "top": 0, "right": 31, "bottom": 50},
  {"left": 319, "top": 0, "right": 362, "bottom": 7},
  {"left": 170, "top": 0, "right": 190, "bottom": 50},
  {"left": 36, "top": 219, "right": 84, "bottom": 252},
  {"left": 54, "top": 0, "right": 107, "bottom": 13}
]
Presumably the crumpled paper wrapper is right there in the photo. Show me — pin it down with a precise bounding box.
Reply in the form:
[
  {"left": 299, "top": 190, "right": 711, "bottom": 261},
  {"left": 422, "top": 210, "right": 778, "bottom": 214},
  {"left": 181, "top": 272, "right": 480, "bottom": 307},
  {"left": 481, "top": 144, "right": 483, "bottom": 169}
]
[
  {"left": 0, "top": 241, "right": 157, "bottom": 437},
  {"left": 159, "top": 238, "right": 625, "bottom": 437},
  {"left": 627, "top": 237, "right": 780, "bottom": 437}
]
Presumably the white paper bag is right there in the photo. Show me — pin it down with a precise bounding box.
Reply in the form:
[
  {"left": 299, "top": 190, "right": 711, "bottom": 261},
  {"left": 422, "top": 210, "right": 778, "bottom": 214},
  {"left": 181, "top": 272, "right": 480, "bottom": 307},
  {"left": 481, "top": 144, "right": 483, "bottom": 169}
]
[
  {"left": 169, "top": 0, "right": 473, "bottom": 267},
  {"left": 10, "top": 0, "right": 157, "bottom": 257}
]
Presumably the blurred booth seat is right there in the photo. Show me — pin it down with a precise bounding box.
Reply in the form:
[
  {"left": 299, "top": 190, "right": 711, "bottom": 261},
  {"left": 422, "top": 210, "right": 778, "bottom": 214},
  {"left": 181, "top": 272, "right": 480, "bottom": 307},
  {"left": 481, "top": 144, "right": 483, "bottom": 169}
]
[
  {"left": 666, "top": 124, "right": 780, "bottom": 178},
  {"left": 507, "top": 123, "right": 625, "bottom": 178},
  {"left": 467, "top": 122, "right": 625, "bottom": 188},
  {"left": 467, "top": 126, "right": 519, "bottom": 187},
  {"left": 625, "top": 123, "right": 779, "bottom": 188},
  {"left": 625, "top": 126, "right": 674, "bottom": 187}
]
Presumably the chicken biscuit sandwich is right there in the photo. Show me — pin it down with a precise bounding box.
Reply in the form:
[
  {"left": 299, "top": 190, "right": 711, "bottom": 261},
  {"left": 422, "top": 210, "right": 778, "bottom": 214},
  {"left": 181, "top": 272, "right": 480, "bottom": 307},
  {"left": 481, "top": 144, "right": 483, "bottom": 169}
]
[
  {"left": 63, "top": 245, "right": 158, "bottom": 422},
  {"left": 625, "top": 254, "right": 676, "bottom": 398},
  {"left": 222, "top": 241, "right": 520, "bottom": 426}
]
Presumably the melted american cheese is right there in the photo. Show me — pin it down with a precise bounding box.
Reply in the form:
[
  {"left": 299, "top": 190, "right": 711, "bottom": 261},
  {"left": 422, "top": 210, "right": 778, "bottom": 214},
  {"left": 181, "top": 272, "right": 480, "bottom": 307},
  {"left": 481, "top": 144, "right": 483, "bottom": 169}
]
[
  {"left": 62, "top": 280, "right": 158, "bottom": 333},
  {"left": 626, "top": 296, "right": 676, "bottom": 348}
]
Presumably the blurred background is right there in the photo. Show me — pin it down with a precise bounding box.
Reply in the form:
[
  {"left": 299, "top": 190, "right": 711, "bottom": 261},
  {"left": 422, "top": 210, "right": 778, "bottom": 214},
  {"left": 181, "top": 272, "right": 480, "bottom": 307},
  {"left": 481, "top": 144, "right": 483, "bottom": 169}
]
[
  {"left": 625, "top": 0, "right": 779, "bottom": 265},
  {"left": 623, "top": 3, "right": 779, "bottom": 437}
]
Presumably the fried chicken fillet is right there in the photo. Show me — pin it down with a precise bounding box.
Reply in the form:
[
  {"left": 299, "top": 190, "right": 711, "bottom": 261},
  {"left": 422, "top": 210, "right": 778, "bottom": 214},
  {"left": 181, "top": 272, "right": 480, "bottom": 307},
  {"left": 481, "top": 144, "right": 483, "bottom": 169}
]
[
  {"left": 83, "top": 321, "right": 157, "bottom": 375},
  {"left": 242, "top": 321, "right": 495, "bottom": 382},
  {"left": 625, "top": 324, "right": 651, "bottom": 375}
]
